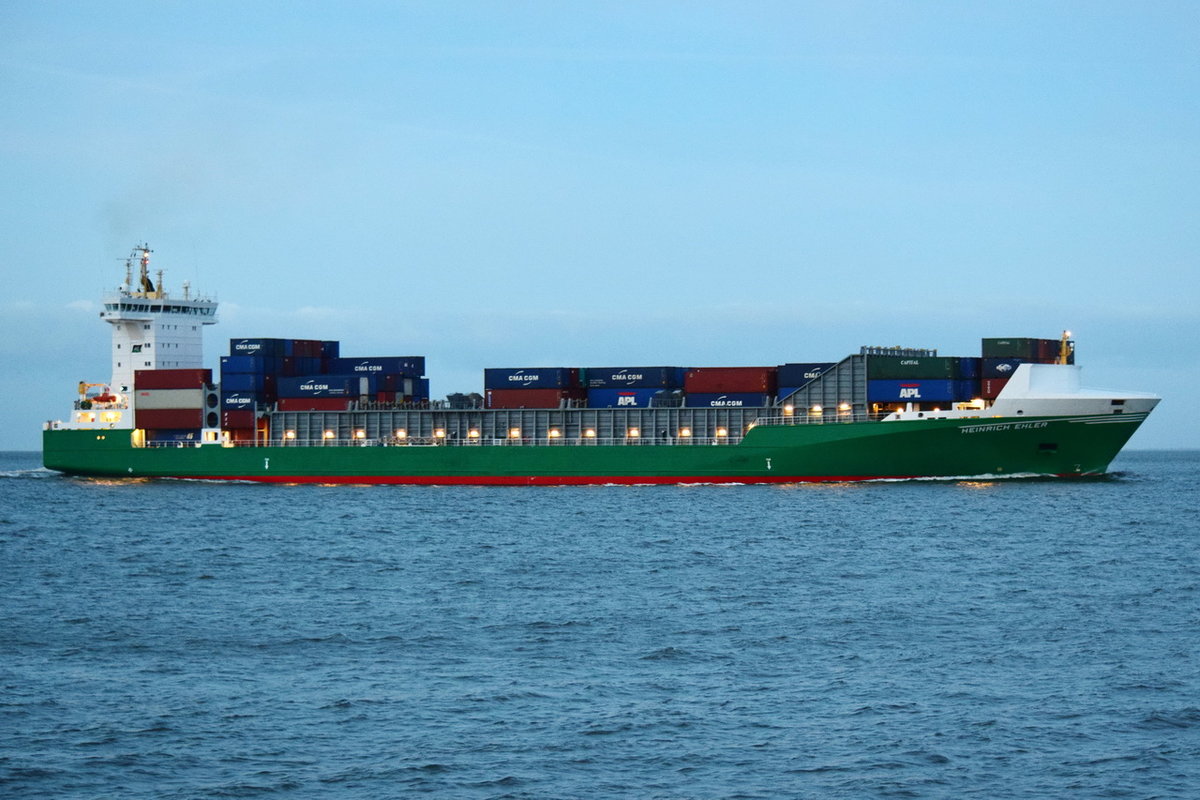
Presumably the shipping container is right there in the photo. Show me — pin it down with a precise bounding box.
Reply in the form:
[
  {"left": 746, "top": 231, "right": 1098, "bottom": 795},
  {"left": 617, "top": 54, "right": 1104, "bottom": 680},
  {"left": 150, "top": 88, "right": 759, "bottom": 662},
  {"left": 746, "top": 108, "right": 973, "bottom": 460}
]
[
  {"left": 684, "top": 367, "right": 777, "bottom": 394},
  {"left": 584, "top": 367, "right": 683, "bottom": 389},
  {"left": 220, "top": 355, "right": 278, "bottom": 375},
  {"left": 223, "top": 427, "right": 256, "bottom": 442},
  {"left": 320, "top": 340, "right": 340, "bottom": 359},
  {"left": 982, "top": 357, "right": 1027, "bottom": 379},
  {"left": 981, "top": 377, "right": 1010, "bottom": 399},
  {"left": 867, "top": 379, "right": 958, "bottom": 403},
  {"left": 277, "top": 375, "right": 369, "bottom": 398},
  {"left": 135, "top": 408, "right": 204, "bottom": 429},
  {"left": 276, "top": 397, "right": 353, "bottom": 412},
  {"left": 958, "top": 357, "right": 981, "bottom": 380},
  {"left": 867, "top": 356, "right": 961, "bottom": 380},
  {"left": 134, "top": 388, "right": 205, "bottom": 410},
  {"left": 683, "top": 392, "right": 772, "bottom": 409},
  {"left": 776, "top": 362, "right": 835, "bottom": 387},
  {"left": 220, "top": 372, "right": 276, "bottom": 394},
  {"left": 329, "top": 356, "right": 426, "bottom": 377},
  {"left": 956, "top": 380, "right": 982, "bottom": 401},
  {"left": 230, "top": 338, "right": 286, "bottom": 357},
  {"left": 221, "top": 409, "right": 256, "bottom": 430},
  {"left": 980, "top": 337, "right": 1062, "bottom": 360},
  {"left": 587, "top": 388, "right": 664, "bottom": 408},
  {"left": 484, "top": 368, "right": 576, "bottom": 390},
  {"left": 134, "top": 368, "right": 212, "bottom": 390},
  {"left": 411, "top": 377, "right": 430, "bottom": 400},
  {"left": 486, "top": 388, "right": 584, "bottom": 408},
  {"left": 220, "top": 392, "right": 258, "bottom": 411}
]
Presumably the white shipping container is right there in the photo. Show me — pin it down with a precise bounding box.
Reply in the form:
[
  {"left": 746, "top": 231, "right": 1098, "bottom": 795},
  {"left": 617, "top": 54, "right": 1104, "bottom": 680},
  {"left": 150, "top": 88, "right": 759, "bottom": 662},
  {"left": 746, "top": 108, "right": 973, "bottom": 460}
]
[{"left": 134, "top": 388, "right": 206, "bottom": 410}]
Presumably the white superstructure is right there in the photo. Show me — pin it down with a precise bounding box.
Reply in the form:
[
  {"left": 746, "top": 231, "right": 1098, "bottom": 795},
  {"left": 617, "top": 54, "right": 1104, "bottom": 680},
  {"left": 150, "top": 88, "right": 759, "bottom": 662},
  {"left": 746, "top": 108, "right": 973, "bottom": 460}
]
[{"left": 47, "top": 244, "right": 218, "bottom": 432}]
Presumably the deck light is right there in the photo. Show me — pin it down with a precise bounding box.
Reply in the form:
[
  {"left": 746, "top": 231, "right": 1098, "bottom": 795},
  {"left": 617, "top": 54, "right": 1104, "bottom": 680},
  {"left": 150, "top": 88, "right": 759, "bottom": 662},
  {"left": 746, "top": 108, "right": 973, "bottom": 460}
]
[
  {"left": 354, "top": 429, "right": 366, "bottom": 439},
  {"left": 838, "top": 402, "right": 851, "bottom": 412},
  {"left": 509, "top": 428, "right": 521, "bottom": 439},
  {"left": 434, "top": 429, "right": 446, "bottom": 438},
  {"left": 627, "top": 427, "right": 640, "bottom": 438},
  {"left": 323, "top": 430, "right": 335, "bottom": 440},
  {"left": 468, "top": 429, "right": 480, "bottom": 439},
  {"left": 716, "top": 427, "right": 728, "bottom": 438},
  {"left": 782, "top": 404, "right": 794, "bottom": 416},
  {"left": 679, "top": 427, "right": 692, "bottom": 437},
  {"left": 548, "top": 429, "right": 561, "bottom": 438},
  {"left": 810, "top": 405, "right": 823, "bottom": 415},
  {"left": 284, "top": 430, "right": 296, "bottom": 439},
  {"left": 584, "top": 428, "right": 596, "bottom": 438},
  {"left": 395, "top": 429, "right": 407, "bottom": 439}
]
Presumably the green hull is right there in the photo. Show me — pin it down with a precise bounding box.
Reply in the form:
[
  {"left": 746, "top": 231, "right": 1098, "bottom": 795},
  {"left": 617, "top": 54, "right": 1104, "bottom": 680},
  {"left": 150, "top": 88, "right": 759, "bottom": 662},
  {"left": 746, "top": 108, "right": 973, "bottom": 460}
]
[{"left": 43, "top": 412, "right": 1148, "bottom": 484}]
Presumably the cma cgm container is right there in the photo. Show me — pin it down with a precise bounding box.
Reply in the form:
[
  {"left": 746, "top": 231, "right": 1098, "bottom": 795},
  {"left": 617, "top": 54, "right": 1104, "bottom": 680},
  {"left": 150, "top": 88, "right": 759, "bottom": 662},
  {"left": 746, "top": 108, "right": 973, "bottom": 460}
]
[
  {"left": 329, "top": 357, "right": 426, "bottom": 377},
  {"left": 587, "top": 388, "right": 664, "bottom": 408},
  {"left": 776, "top": 362, "right": 834, "bottom": 387},
  {"left": 584, "top": 367, "right": 683, "bottom": 389},
  {"left": 684, "top": 393, "right": 773, "bottom": 409},
  {"left": 487, "top": 388, "right": 584, "bottom": 408},
  {"left": 277, "top": 376, "right": 370, "bottom": 398},
  {"left": 220, "top": 392, "right": 257, "bottom": 411},
  {"left": 134, "top": 368, "right": 212, "bottom": 390},
  {"left": 230, "top": 338, "right": 287, "bottom": 357},
  {"left": 867, "top": 356, "right": 961, "bottom": 380},
  {"left": 684, "top": 367, "right": 777, "bottom": 394},
  {"left": 485, "top": 368, "right": 577, "bottom": 390},
  {"left": 867, "top": 379, "right": 959, "bottom": 403}
]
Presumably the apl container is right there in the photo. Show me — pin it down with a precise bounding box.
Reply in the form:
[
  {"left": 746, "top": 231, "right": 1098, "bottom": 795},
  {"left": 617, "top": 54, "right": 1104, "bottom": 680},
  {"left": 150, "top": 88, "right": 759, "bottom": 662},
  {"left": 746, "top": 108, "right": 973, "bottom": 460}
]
[
  {"left": 683, "top": 393, "right": 772, "bottom": 408},
  {"left": 584, "top": 367, "right": 682, "bottom": 389},
  {"left": 587, "top": 388, "right": 664, "bottom": 408},
  {"left": 867, "top": 379, "right": 958, "bottom": 402},
  {"left": 484, "top": 368, "right": 576, "bottom": 390},
  {"left": 684, "top": 367, "right": 777, "bottom": 394},
  {"left": 134, "top": 368, "right": 213, "bottom": 390},
  {"left": 776, "top": 362, "right": 834, "bottom": 386}
]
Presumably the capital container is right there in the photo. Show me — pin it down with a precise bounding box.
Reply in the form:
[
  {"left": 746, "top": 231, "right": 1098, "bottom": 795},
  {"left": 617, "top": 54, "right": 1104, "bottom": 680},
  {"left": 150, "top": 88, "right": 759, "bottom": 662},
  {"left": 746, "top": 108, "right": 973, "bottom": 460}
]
[
  {"left": 585, "top": 367, "right": 682, "bottom": 389},
  {"left": 776, "top": 362, "right": 834, "bottom": 386},
  {"left": 135, "top": 408, "right": 204, "bottom": 429},
  {"left": 866, "top": 379, "right": 958, "bottom": 403},
  {"left": 587, "top": 388, "right": 664, "bottom": 408},
  {"left": 486, "top": 388, "right": 584, "bottom": 408},
  {"left": 134, "top": 388, "right": 205, "bottom": 410},
  {"left": 981, "top": 337, "right": 1060, "bottom": 360},
  {"left": 484, "top": 368, "right": 576, "bottom": 390},
  {"left": 683, "top": 392, "right": 772, "bottom": 408},
  {"left": 134, "top": 368, "right": 212, "bottom": 390},
  {"left": 221, "top": 355, "right": 278, "bottom": 375},
  {"left": 329, "top": 356, "right": 426, "bottom": 377},
  {"left": 230, "top": 338, "right": 286, "bottom": 357},
  {"left": 684, "top": 367, "right": 777, "bottom": 394},
  {"left": 867, "top": 356, "right": 961, "bottom": 380}
]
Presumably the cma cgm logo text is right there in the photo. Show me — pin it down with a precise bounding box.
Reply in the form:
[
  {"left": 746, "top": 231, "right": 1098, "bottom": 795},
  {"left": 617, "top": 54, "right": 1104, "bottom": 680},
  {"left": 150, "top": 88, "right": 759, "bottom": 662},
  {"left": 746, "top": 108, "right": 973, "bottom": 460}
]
[
  {"left": 709, "top": 395, "right": 744, "bottom": 407},
  {"left": 613, "top": 372, "right": 644, "bottom": 382},
  {"left": 351, "top": 363, "right": 383, "bottom": 372},
  {"left": 508, "top": 372, "right": 541, "bottom": 383},
  {"left": 803, "top": 371, "right": 824, "bottom": 379},
  {"left": 300, "top": 382, "right": 333, "bottom": 391},
  {"left": 899, "top": 383, "right": 922, "bottom": 399}
]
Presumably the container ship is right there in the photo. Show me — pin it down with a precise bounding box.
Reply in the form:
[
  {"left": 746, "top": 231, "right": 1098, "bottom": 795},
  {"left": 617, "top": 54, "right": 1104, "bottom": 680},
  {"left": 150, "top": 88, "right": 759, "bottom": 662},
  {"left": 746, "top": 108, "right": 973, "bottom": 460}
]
[{"left": 42, "top": 245, "right": 1159, "bottom": 484}]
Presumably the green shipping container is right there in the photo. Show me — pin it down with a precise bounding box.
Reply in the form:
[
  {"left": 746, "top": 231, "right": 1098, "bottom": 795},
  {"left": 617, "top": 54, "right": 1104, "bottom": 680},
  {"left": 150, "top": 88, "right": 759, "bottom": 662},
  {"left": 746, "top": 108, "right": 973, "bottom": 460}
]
[
  {"left": 867, "top": 356, "right": 961, "bottom": 380},
  {"left": 982, "top": 337, "right": 1042, "bottom": 359}
]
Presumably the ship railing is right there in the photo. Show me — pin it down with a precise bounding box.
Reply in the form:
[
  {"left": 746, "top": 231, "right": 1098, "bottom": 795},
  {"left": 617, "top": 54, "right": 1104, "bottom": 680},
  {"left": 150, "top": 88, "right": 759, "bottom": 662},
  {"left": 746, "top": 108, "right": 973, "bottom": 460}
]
[
  {"left": 243, "top": 435, "right": 746, "bottom": 448},
  {"left": 751, "top": 412, "right": 878, "bottom": 427}
]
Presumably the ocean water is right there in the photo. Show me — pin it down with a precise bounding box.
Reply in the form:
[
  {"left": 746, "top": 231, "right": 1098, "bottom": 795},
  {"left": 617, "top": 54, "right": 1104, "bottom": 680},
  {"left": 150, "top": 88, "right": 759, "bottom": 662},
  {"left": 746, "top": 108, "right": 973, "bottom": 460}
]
[{"left": 1, "top": 450, "right": 1197, "bottom": 799}]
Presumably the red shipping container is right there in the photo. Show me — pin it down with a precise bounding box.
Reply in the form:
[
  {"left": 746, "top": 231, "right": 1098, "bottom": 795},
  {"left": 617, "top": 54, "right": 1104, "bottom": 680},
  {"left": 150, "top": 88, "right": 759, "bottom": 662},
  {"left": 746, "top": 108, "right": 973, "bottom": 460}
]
[
  {"left": 134, "top": 368, "right": 213, "bottom": 390},
  {"left": 224, "top": 427, "right": 256, "bottom": 442},
  {"left": 684, "top": 367, "right": 778, "bottom": 394},
  {"left": 486, "top": 388, "right": 585, "bottom": 409},
  {"left": 981, "top": 377, "right": 1010, "bottom": 399},
  {"left": 277, "top": 397, "right": 352, "bottom": 411},
  {"left": 222, "top": 409, "right": 256, "bottom": 430},
  {"left": 135, "top": 408, "right": 203, "bottom": 429}
]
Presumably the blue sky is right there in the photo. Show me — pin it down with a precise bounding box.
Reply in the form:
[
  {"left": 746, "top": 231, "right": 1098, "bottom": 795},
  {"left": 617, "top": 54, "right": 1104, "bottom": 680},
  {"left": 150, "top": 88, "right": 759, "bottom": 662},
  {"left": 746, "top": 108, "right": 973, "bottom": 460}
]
[{"left": 2, "top": 2, "right": 1196, "bottom": 450}]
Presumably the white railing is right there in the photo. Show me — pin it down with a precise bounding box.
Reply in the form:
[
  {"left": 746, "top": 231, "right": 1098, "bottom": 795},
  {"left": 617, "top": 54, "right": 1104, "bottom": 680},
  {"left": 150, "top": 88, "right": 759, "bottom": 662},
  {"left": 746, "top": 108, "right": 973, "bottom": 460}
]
[{"left": 247, "top": 435, "right": 745, "bottom": 448}]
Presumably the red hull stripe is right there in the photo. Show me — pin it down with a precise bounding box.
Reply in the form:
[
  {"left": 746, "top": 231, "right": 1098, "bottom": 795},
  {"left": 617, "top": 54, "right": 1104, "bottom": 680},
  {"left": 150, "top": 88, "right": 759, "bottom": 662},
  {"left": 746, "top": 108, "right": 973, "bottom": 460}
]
[{"left": 186, "top": 473, "right": 914, "bottom": 485}]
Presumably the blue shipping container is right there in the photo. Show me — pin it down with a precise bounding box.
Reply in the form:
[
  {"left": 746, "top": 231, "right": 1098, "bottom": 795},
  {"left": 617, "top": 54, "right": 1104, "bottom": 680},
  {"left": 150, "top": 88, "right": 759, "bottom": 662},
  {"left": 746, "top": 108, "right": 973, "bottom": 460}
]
[
  {"left": 485, "top": 368, "right": 574, "bottom": 389},
  {"left": 776, "top": 362, "right": 835, "bottom": 386},
  {"left": 410, "top": 377, "right": 430, "bottom": 400},
  {"left": 277, "top": 375, "right": 370, "bottom": 398},
  {"left": 230, "top": 338, "right": 286, "bottom": 357},
  {"left": 958, "top": 357, "right": 981, "bottom": 380},
  {"left": 587, "top": 388, "right": 663, "bottom": 408},
  {"left": 684, "top": 393, "right": 772, "bottom": 408},
  {"left": 328, "top": 356, "right": 426, "bottom": 377},
  {"left": 145, "top": 428, "right": 201, "bottom": 442},
  {"left": 867, "top": 379, "right": 958, "bottom": 402},
  {"left": 956, "top": 380, "right": 981, "bottom": 401},
  {"left": 585, "top": 367, "right": 682, "bottom": 389},
  {"left": 220, "top": 372, "right": 272, "bottom": 393},
  {"left": 321, "top": 341, "right": 340, "bottom": 358},
  {"left": 982, "top": 357, "right": 1026, "bottom": 379},
  {"left": 221, "top": 355, "right": 279, "bottom": 375},
  {"left": 220, "top": 392, "right": 258, "bottom": 411}
]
